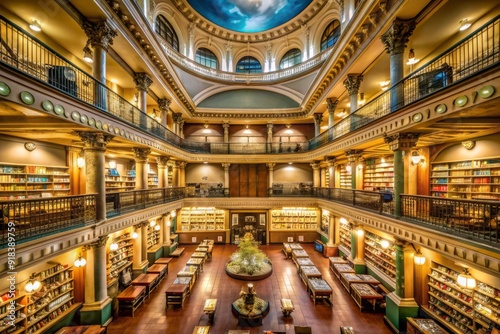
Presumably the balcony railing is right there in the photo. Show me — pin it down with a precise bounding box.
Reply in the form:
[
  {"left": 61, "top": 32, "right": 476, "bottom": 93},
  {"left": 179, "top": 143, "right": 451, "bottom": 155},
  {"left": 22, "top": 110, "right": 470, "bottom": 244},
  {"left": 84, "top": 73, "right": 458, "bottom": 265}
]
[
  {"left": 0, "top": 195, "right": 96, "bottom": 248},
  {"left": 158, "top": 37, "right": 333, "bottom": 83}
]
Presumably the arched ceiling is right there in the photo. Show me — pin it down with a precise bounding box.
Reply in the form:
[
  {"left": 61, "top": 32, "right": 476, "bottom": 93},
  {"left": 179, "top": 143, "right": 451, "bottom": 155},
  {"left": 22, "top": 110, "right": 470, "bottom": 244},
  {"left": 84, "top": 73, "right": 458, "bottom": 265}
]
[
  {"left": 186, "top": 0, "right": 312, "bottom": 33},
  {"left": 197, "top": 89, "right": 300, "bottom": 109}
]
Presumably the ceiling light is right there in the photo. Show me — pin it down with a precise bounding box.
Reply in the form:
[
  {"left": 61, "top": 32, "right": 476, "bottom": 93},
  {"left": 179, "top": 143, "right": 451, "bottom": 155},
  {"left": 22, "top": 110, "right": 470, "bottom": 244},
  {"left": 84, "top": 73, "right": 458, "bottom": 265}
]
[
  {"left": 358, "top": 93, "right": 366, "bottom": 106},
  {"left": 379, "top": 81, "right": 390, "bottom": 91},
  {"left": 29, "top": 20, "right": 41, "bottom": 32},
  {"left": 83, "top": 46, "right": 93, "bottom": 63},
  {"left": 459, "top": 19, "right": 471, "bottom": 31},
  {"left": 406, "top": 49, "right": 419, "bottom": 65}
]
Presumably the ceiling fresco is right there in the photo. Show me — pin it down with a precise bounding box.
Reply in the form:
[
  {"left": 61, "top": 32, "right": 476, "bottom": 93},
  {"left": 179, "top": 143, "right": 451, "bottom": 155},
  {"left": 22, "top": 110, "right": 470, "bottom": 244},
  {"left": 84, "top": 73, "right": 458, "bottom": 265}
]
[{"left": 186, "top": 0, "right": 313, "bottom": 33}]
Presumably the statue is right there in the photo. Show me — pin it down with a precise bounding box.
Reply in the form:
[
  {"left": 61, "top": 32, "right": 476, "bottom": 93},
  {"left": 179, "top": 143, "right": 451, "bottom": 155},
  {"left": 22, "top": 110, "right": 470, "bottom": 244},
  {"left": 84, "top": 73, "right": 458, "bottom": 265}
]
[{"left": 240, "top": 283, "right": 256, "bottom": 308}]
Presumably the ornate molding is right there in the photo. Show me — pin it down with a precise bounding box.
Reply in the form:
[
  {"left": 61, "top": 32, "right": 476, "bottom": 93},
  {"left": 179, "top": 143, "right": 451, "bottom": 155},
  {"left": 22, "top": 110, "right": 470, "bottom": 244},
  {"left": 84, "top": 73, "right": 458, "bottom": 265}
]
[
  {"left": 76, "top": 132, "right": 114, "bottom": 150},
  {"left": 172, "top": 112, "right": 183, "bottom": 124},
  {"left": 380, "top": 18, "right": 416, "bottom": 55},
  {"left": 132, "top": 147, "right": 151, "bottom": 161},
  {"left": 313, "top": 113, "right": 323, "bottom": 126},
  {"left": 383, "top": 132, "right": 420, "bottom": 151},
  {"left": 222, "top": 163, "right": 230, "bottom": 172},
  {"left": 87, "top": 236, "right": 108, "bottom": 249},
  {"left": 157, "top": 98, "right": 171, "bottom": 112},
  {"left": 134, "top": 72, "right": 153, "bottom": 92},
  {"left": 156, "top": 156, "right": 169, "bottom": 167},
  {"left": 82, "top": 19, "right": 117, "bottom": 51},
  {"left": 326, "top": 98, "right": 339, "bottom": 114},
  {"left": 343, "top": 74, "right": 364, "bottom": 96}
]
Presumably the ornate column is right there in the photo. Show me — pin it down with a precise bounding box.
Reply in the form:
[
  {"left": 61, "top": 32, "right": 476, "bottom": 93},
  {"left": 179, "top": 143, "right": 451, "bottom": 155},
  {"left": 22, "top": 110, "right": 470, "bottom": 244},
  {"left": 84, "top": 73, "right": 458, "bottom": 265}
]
[
  {"left": 345, "top": 150, "right": 362, "bottom": 189},
  {"left": 386, "top": 239, "right": 419, "bottom": 332},
  {"left": 83, "top": 20, "right": 116, "bottom": 84},
  {"left": 77, "top": 132, "right": 113, "bottom": 222},
  {"left": 162, "top": 214, "right": 172, "bottom": 255},
  {"left": 171, "top": 161, "right": 180, "bottom": 187},
  {"left": 141, "top": 222, "right": 149, "bottom": 267},
  {"left": 179, "top": 120, "right": 185, "bottom": 139},
  {"left": 134, "top": 73, "right": 153, "bottom": 113},
  {"left": 265, "top": 41, "right": 272, "bottom": 72},
  {"left": 353, "top": 226, "right": 365, "bottom": 273},
  {"left": 224, "top": 41, "right": 232, "bottom": 72},
  {"left": 266, "top": 163, "right": 275, "bottom": 195},
  {"left": 132, "top": 223, "right": 146, "bottom": 274},
  {"left": 343, "top": 74, "right": 363, "bottom": 113},
  {"left": 172, "top": 113, "right": 183, "bottom": 136},
  {"left": 222, "top": 163, "right": 230, "bottom": 194},
  {"left": 320, "top": 167, "right": 326, "bottom": 187},
  {"left": 188, "top": 22, "right": 195, "bottom": 60},
  {"left": 167, "top": 160, "right": 175, "bottom": 187},
  {"left": 313, "top": 114, "right": 323, "bottom": 137},
  {"left": 384, "top": 133, "right": 419, "bottom": 216},
  {"left": 157, "top": 98, "right": 171, "bottom": 128},
  {"left": 380, "top": 18, "right": 416, "bottom": 111},
  {"left": 311, "top": 162, "right": 320, "bottom": 188},
  {"left": 223, "top": 122, "right": 230, "bottom": 142},
  {"left": 80, "top": 236, "right": 112, "bottom": 325},
  {"left": 327, "top": 158, "right": 336, "bottom": 188},
  {"left": 178, "top": 162, "right": 187, "bottom": 187},
  {"left": 326, "top": 98, "right": 338, "bottom": 129},
  {"left": 133, "top": 148, "right": 151, "bottom": 190},
  {"left": 156, "top": 156, "right": 169, "bottom": 188},
  {"left": 302, "top": 24, "right": 310, "bottom": 59},
  {"left": 266, "top": 123, "right": 273, "bottom": 153}
]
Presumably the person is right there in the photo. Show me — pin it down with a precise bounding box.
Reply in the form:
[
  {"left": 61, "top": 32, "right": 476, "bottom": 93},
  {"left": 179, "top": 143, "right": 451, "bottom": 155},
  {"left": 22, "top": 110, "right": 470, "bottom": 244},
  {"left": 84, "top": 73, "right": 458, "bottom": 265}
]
[{"left": 294, "top": 143, "right": 302, "bottom": 152}]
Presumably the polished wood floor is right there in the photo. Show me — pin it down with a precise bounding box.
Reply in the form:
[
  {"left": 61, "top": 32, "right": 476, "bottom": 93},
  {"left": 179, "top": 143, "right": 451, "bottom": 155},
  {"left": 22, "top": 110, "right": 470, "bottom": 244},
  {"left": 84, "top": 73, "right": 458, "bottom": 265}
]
[{"left": 106, "top": 244, "right": 393, "bottom": 334}]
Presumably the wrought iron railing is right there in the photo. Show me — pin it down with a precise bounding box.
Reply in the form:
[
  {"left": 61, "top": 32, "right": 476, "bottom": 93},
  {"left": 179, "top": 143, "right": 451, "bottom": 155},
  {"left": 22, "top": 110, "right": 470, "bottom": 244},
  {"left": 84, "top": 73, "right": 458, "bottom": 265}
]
[
  {"left": 309, "top": 15, "right": 500, "bottom": 149},
  {"left": 0, "top": 195, "right": 96, "bottom": 247},
  {"left": 184, "top": 186, "right": 229, "bottom": 198},
  {"left": 105, "top": 187, "right": 184, "bottom": 217},
  {"left": 209, "top": 142, "right": 309, "bottom": 154}
]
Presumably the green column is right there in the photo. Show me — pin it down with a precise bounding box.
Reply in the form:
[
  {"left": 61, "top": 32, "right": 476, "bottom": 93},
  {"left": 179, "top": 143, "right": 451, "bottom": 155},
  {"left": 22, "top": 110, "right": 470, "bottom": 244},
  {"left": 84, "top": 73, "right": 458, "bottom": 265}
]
[
  {"left": 350, "top": 226, "right": 357, "bottom": 259},
  {"left": 394, "top": 243, "right": 404, "bottom": 297},
  {"left": 351, "top": 165, "right": 357, "bottom": 189},
  {"left": 393, "top": 150, "right": 404, "bottom": 217}
]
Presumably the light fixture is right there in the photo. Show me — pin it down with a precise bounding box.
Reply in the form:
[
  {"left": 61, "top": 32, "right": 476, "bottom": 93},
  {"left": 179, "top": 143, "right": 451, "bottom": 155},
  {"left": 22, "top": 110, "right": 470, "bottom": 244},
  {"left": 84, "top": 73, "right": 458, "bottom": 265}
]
[
  {"left": 358, "top": 93, "right": 366, "bottom": 106},
  {"left": 24, "top": 273, "right": 41, "bottom": 293},
  {"left": 345, "top": 164, "right": 352, "bottom": 173},
  {"left": 154, "top": 224, "right": 160, "bottom": 231},
  {"left": 411, "top": 150, "right": 424, "bottom": 165},
  {"left": 108, "top": 161, "right": 117, "bottom": 169},
  {"left": 29, "top": 20, "right": 41, "bottom": 32},
  {"left": 171, "top": 210, "right": 176, "bottom": 217},
  {"left": 288, "top": 162, "right": 293, "bottom": 165},
  {"left": 379, "top": 81, "right": 390, "bottom": 91},
  {"left": 24, "top": 142, "right": 36, "bottom": 152},
  {"left": 74, "top": 254, "right": 87, "bottom": 268},
  {"left": 339, "top": 217, "right": 348, "bottom": 225},
  {"left": 406, "top": 49, "right": 420, "bottom": 65},
  {"left": 166, "top": 220, "right": 171, "bottom": 227},
  {"left": 110, "top": 242, "right": 118, "bottom": 251},
  {"left": 131, "top": 231, "right": 139, "bottom": 239},
  {"left": 77, "top": 157, "right": 85, "bottom": 168},
  {"left": 83, "top": 44, "right": 93, "bottom": 63},
  {"left": 150, "top": 220, "right": 156, "bottom": 227},
  {"left": 462, "top": 140, "right": 475, "bottom": 150},
  {"left": 411, "top": 244, "right": 426, "bottom": 265},
  {"left": 356, "top": 228, "right": 364, "bottom": 237},
  {"left": 380, "top": 240, "right": 390, "bottom": 249},
  {"left": 459, "top": 18, "right": 471, "bottom": 31},
  {"left": 457, "top": 268, "right": 476, "bottom": 289}
]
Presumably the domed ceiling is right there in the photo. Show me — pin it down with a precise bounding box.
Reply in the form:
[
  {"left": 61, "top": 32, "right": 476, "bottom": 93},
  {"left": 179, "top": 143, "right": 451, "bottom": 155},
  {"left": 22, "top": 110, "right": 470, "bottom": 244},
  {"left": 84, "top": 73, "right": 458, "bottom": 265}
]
[{"left": 186, "top": 0, "right": 313, "bottom": 33}]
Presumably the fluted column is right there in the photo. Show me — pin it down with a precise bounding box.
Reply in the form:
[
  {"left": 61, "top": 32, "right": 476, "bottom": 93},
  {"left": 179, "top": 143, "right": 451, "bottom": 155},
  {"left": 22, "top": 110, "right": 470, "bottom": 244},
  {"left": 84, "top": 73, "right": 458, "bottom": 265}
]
[
  {"left": 353, "top": 226, "right": 365, "bottom": 271},
  {"left": 178, "top": 162, "right": 187, "bottom": 187},
  {"left": 77, "top": 132, "right": 113, "bottom": 222},
  {"left": 172, "top": 161, "right": 180, "bottom": 187},
  {"left": 67, "top": 147, "right": 84, "bottom": 195},
  {"left": 157, "top": 98, "right": 171, "bottom": 128},
  {"left": 134, "top": 73, "right": 153, "bottom": 113},
  {"left": 222, "top": 163, "right": 230, "bottom": 189},
  {"left": 266, "top": 163, "right": 275, "bottom": 195},
  {"left": 266, "top": 123, "right": 273, "bottom": 153},
  {"left": 163, "top": 214, "right": 171, "bottom": 247},
  {"left": 326, "top": 98, "right": 338, "bottom": 129},
  {"left": 83, "top": 20, "right": 116, "bottom": 85},
  {"left": 320, "top": 167, "right": 326, "bottom": 187},
  {"left": 327, "top": 159, "right": 335, "bottom": 188},
  {"left": 172, "top": 113, "right": 183, "bottom": 136},
  {"left": 157, "top": 156, "right": 169, "bottom": 188},
  {"left": 344, "top": 74, "right": 363, "bottom": 113},
  {"left": 313, "top": 114, "right": 323, "bottom": 137},
  {"left": 224, "top": 41, "right": 232, "bottom": 72},
  {"left": 132, "top": 223, "right": 145, "bottom": 271},
  {"left": 179, "top": 120, "right": 185, "bottom": 139},
  {"left": 265, "top": 41, "right": 272, "bottom": 72},
  {"left": 80, "top": 236, "right": 112, "bottom": 325},
  {"left": 345, "top": 149, "right": 362, "bottom": 189},
  {"left": 381, "top": 18, "right": 416, "bottom": 111},
  {"left": 141, "top": 223, "right": 148, "bottom": 267},
  {"left": 311, "top": 163, "right": 320, "bottom": 188},
  {"left": 384, "top": 133, "right": 419, "bottom": 216},
  {"left": 223, "top": 122, "right": 230, "bottom": 142},
  {"left": 133, "top": 148, "right": 150, "bottom": 190}
]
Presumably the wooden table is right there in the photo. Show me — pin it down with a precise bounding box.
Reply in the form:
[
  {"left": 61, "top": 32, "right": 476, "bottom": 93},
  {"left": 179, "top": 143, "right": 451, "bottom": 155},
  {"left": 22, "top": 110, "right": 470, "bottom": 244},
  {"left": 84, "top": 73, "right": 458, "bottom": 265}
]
[
  {"left": 155, "top": 257, "right": 172, "bottom": 273},
  {"left": 357, "top": 274, "right": 380, "bottom": 285},
  {"left": 227, "top": 331, "right": 250, "bottom": 334},
  {"left": 307, "top": 278, "right": 333, "bottom": 305},
  {"left": 349, "top": 283, "right": 383, "bottom": 311},
  {"left": 203, "top": 298, "right": 217, "bottom": 323},
  {"left": 146, "top": 263, "right": 168, "bottom": 281},
  {"left": 280, "top": 298, "right": 294, "bottom": 317},
  {"left": 329, "top": 257, "right": 348, "bottom": 272},
  {"left": 295, "top": 257, "right": 314, "bottom": 271},
  {"left": 55, "top": 325, "right": 105, "bottom": 334},
  {"left": 177, "top": 265, "right": 199, "bottom": 284},
  {"left": 191, "top": 251, "right": 207, "bottom": 262},
  {"left": 173, "top": 276, "right": 194, "bottom": 293},
  {"left": 340, "top": 273, "right": 365, "bottom": 292},
  {"left": 300, "top": 265, "right": 322, "bottom": 285},
  {"left": 192, "top": 326, "right": 210, "bottom": 334},
  {"left": 186, "top": 257, "right": 204, "bottom": 272},
  {"left": 407, "top": 318, "right": 448, "bottom": 334},
  {"left": 116, "top": 285, "right": 146, "bottom": 317},
  {"left": 332, "top": 263, "right": 355, "bottom": 279},
  {"left": 289, "top": 243, "right": 303, "bottom": 250},
  {"left": 131, "top": 273, "right": 160, "bottom": 298},
  {"left": 282, "top": 243, "right": 292, "bottom": 258},
  {"left": 292, "top": 249, "right": 309, "bottom": 262},
  {"left": 165, "top": 283, "right": 189, "bottom": 308}
]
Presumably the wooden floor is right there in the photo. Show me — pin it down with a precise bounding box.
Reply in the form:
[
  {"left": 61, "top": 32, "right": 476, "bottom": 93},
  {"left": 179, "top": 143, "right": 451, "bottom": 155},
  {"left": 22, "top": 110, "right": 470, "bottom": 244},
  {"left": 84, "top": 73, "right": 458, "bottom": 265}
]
[{"left": 106, "top": 244, "right": 393, "bottom": 334}]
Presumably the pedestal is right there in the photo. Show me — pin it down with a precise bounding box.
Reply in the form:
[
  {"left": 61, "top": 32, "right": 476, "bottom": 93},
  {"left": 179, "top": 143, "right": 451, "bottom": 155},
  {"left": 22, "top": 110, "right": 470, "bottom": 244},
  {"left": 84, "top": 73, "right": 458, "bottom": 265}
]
[{"left": 384, "top": 292, "right": 419, "bottom": 332}]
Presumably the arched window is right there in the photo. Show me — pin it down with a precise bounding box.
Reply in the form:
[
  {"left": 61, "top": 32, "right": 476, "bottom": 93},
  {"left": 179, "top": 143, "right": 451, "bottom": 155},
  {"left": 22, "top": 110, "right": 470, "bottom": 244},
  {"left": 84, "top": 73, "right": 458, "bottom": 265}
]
[
  {"left": 155, "top": 14, "right": 179, "bottom": 51},
  {"left": 195, "top": 48, "right": 218, "bottom": 69},
  {"left": 320, "top": 20, "right": 341, "bottom": 51},
  {"left": 235, "top": 56, "right": 262, "bottom": 73},
  {"left": 279, "top": 48, "right": 302, "bottom": 69}
]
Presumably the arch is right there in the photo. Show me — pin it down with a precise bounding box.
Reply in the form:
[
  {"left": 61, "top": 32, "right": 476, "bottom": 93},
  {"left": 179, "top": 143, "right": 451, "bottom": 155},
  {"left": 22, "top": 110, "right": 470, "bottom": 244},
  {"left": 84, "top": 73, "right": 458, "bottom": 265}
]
[
  {"left": 195, "top": 47, "right": 219, "bottom": 69},
  {"left": 235, "top": 56, "right": 262, "bottom": 73},
  {"left": 153, "top": 3, "right": 188, "bottom": 55},
  {"left": 279, "top": 48, "right": 302, "bottom": 69},
  {"left": 320, "top": 19, "right": 341, "bottom": 51},
  {"left": 274, "top": 38, "right": 304, "bottom": 69},
  {"left": 154, "top": 14, "right": 179, "bottom": 51},
  {"left": 311, "top": 9, "right": 342, "bottom": 54}
]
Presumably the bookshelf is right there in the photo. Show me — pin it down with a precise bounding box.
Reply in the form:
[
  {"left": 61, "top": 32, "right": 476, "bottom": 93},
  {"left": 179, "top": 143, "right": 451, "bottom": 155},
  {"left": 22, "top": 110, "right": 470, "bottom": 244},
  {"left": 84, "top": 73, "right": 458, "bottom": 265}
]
[
  {"left": 105, "top": 168, "right": 135, "bottom": 193},
  {"left": 147, "top": 223, "right": 160, "bottom": 249},
  {"left": 270, "top": 208, "right": 318, "bottom": 231},
  {"left": 363, "top": 157, "right": 394, "bottom": 191},
  {"left": 148, "top": 172, "right": 158, "bottom": 188},
  {"left": 339, "top": 166, "right": 351, "bottom": 189},
  {"left": 363, "top": 231, "right": 396, "bottom": 287},
  {"left": 338, "top": 223, "right": 351, "bottom": 257},
  {"left": 107, "top": 233, "right": 134, "bottom": 287},
  {"left": 430, "top": 158, "right": 500, "bottom": 200},
  {"left": 179, "top": 207, "right": 226, "bottom": 232},
  {"left": 0, "top": 163, "right": 70, "bottom": 200}
]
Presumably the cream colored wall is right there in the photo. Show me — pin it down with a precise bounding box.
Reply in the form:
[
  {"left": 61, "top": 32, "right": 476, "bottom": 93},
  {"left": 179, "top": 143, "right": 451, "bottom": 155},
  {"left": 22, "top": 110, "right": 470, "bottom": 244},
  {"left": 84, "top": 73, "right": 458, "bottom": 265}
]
[
  {"left": 433, "top": 133, "right": 500, "bottom": 162},
  {"left": 273, "top": 163, "right": 313, "bottom": 183},
  {"left": 185, "top": 164, "right": 224, "bottom": 184},
  {"left": 0, "top": 135, "right": 66, "bottom": 166}
]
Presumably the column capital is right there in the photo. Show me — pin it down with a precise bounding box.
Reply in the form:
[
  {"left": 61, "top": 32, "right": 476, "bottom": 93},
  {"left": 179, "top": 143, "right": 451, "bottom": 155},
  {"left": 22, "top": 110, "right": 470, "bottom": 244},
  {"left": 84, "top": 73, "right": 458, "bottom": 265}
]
[
  {"left": 326, "top": 157, "right": 336, "bottom": 167},
  {"left": 172, "top": 112, "right": 183, "bottom": 124},
  {"left": 310, "top": 162, "right": 320, "bottom": 170},
  {"left": 383, "top": 132, "right": 420, "bottom": 151},
  {"left": 134, "top": 72, "right": 153, "bottom": 92},
  {"left": 313, "top": 113, "right": 323, "bottom": 126},
  {"left": 167, "top": 160, "right": 176, "bottom": 167},
  {"left": 222, "top": 122, "right": 230, "bottom": 130},
  {"left": 343, "top": 74, "right": 363, "bottom": 96},
  {"left": 266, "top": 163, "right": 275, "bottom": 170},
  {"left": 178, "top": 161, "right": 187, "bottom": 169},
  {"left": 134, "top": 222, "right": 147, "bottom": 229},
  {"left": 380, "top": 18, "right": 416, "bottom": 55},
  {"left": 87, "top": 236, "right": 108, "bottom": 249},
  {"left": 66, "top": 146, "right": 82, "bottom": 154},
  {"left": 188, "top": 22, "right": 196, "bottom": 36},
  {"left": 132, "top": 147, "right": 151, "bottom": 162},
  {"left": 157, "top": 98, "right": 171, "bottom": 113},
  {"left": 156, "top": 156, "right": 169, "bottom": 167},
  {"left": 266, "top": 123, "right": 274, "bottom": 131},
  {"left": 83, "top": 20, "right": 117, "bottom": 51},
  {"left": 222, "top": 163, "right": 231, "bottom": 172},
  {"left": 345, "top": 149, "right": 363, "bottom": 162},
  {"left": 326, "top": 98, "right": 339, "bottom": 114},
  {"left": 77, "top": 132, "right": 114, "bottom": 150}
]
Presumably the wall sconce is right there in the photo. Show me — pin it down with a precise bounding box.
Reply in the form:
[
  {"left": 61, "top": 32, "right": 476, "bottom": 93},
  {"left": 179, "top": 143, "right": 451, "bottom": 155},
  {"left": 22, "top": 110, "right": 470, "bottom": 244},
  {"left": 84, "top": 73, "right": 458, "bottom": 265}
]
[
  {"left": 166, "top": 220, "right": 171, "bottom": 227},
  {"left": 150, "top": 220, "right": 156, "bottom": 227},
  {"left": 24, "top": 273, "right": 42, "bottom": 293},
  {"left": 356, "top": 227, "right": 364, "bottom": 237},
  {"left": 24, "top": 142, "right": 36, "bottom": 152},
  {"left": 379, "top": 81, "right": 390, "bottom": 91},
  {"left": 411, "top": 244, "right": 426, "bottom": 265},
  {"left": 380, "top": 239, "right": 390, "bottom": 249},
  {"left": 154, "top": 224, "right": 160, "bottom": 231},
  {"left": 110, "top": 242, "right": 118, "bottom": 251},
  {"left": 462, "top": 140, "right": 475, "bottom": 150},
  {"left": 83, "top": 40, "right": 93, "bottom": 63},
  {"left": 133, "top": 92, "right": 139, "bottom": 102},
  {"left": 411, "top": 150, "right": 424, "bottom": 166},
  {"left": 74, "top": 254, "right": 87, "bottom": 268},
  {"left": 457, "top": 268, "right": 476, "bottom": 289},
  {"left": 459, "top": 18, "right": 471, "bottom": 31},
  {"left": 358, "top": 92, "right": 366, "bottom": 106},
  {"left": 29, "top": 19, "right": 42, "bottom": 32},
  {"left": 131, "top": 231, "right": 139, "bottom": 239},
  {"left": 77, "top": 157, "right": 85, "bottom": 168},
  {"left": 108, "top": 161, "right": 117, "bottom": 169},
  {"left": 406, "top": 49, "right": 420, "bottom": 65},
  {"left": 171, "top": 210, "right": 176, "bottom": 217}
]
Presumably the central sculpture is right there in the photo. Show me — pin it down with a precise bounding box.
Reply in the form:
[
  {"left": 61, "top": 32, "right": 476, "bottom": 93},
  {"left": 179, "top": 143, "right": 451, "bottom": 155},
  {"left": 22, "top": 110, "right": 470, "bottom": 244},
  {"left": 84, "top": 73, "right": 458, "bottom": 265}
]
[
  {"left": 225, "top": 232, "right": 273, "bottom": 280},
  {"left": 231, "top": 283, "right": 270, "bottom": 327}
]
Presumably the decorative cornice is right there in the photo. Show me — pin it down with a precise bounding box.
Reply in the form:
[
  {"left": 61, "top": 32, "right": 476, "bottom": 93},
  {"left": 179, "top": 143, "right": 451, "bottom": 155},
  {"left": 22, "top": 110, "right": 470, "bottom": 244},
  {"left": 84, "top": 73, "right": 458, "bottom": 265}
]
[
  {"left": 156, "top": 156, "right": 169, "bottom": 166},
  {"left": 76, "top": 132, "right": 114, "bottom": 150},
  {"left": 82, "top": 19, "right": 117, "bottom": 51},
  {"left": 383, "top": 132, "right": 420, "bottom": 151},
  {"left": 380, "top": 18, "right": 416, "bottom": 55},
  {"left": 132, "top": 147, "right": 151, "bottom": 161},
  {"left": 157, "top": 98, "right": 171, "bottom": 112}
]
